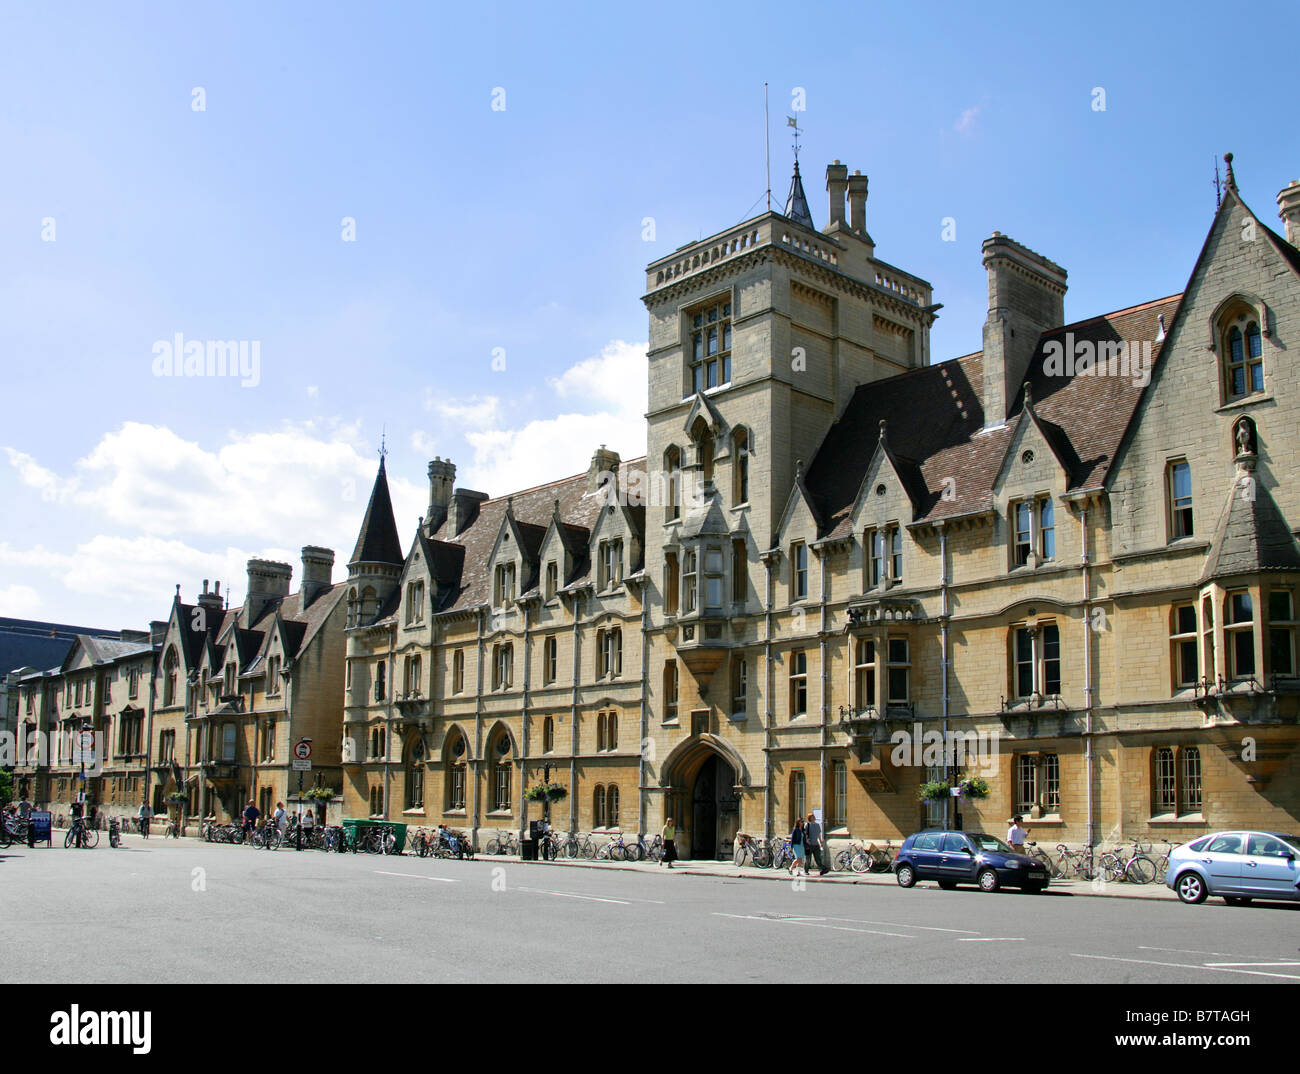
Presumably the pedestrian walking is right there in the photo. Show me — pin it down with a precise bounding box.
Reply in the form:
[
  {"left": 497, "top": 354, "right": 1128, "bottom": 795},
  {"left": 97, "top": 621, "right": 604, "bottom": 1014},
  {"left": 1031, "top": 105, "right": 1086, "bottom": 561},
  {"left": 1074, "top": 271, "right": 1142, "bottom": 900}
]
[
  {"left": 788, "top": 817, "right": 806, "bottom": 877},
  {"left": 661, "top": 817, "right": 677, "bottom": 868},
  {"left": 273, "top": 802, "right": 288, "bottom": 833},
  {"left": 805, "top": 812, "right": 828, "bottom": 876},
  {"left": 1007, "top": 815, "right": 1028, "bottom": 854},
  {"left": 137, "top": 800, "right": 152, "bottom": 839},
  {"left": 242, "top": 800, "right": 260, "bottom": 839}
]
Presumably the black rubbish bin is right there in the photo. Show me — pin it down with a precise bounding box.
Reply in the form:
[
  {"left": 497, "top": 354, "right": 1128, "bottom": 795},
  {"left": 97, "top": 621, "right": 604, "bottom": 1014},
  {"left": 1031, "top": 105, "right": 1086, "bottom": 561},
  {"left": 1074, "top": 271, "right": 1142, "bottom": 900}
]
[{"left": 521, "top": 839, "right": 538, "bottom": 862}]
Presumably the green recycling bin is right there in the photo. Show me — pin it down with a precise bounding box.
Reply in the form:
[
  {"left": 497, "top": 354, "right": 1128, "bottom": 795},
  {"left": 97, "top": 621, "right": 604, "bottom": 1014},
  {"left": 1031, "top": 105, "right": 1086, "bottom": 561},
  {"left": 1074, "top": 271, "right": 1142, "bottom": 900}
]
[{"left": 341, "top": 818, "right": 407, "bottom": 854}]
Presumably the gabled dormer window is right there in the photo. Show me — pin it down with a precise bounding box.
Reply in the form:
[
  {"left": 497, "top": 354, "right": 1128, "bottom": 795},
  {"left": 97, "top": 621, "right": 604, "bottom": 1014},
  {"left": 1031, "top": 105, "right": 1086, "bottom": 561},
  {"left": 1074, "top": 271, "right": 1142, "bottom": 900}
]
[
  {"left": 791, "top": 541, "right": 808, "bottom": 600},
  {"left": 1010, "top": 498, "right": 1054, "bottom": 568},
  {"left": 494, "top": 563, "right": 516, "bottom": 606},
  {"left": 599, "top": 539, "right": 623, "bottom": 590},
  {"left": 405, "top": 580, "right": 425, "bottom": 625}
]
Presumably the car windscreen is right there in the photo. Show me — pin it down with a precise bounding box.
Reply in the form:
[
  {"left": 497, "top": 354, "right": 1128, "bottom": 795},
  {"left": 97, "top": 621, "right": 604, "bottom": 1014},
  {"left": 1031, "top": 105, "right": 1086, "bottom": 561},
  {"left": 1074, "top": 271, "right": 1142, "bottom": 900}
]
[{"left": 970, "top": 834, "right": 1014, "bottom": 854}]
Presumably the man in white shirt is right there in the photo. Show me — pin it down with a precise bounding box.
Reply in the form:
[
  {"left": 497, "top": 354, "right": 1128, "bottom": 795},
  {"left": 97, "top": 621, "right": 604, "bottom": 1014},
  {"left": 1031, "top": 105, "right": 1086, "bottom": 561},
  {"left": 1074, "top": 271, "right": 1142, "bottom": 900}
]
[
  {"left": 1007, "top": 815, "right": 1028, "bottom": 853},
  {"left": 273, "top": 802, "right": 288, "bottom": 833}
]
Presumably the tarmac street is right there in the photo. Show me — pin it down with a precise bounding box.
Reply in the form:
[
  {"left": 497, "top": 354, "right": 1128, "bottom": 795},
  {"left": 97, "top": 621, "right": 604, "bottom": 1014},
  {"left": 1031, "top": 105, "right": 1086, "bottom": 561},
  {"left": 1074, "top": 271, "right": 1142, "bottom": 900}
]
[{"left": 2, "top": 835, "right": 1297, "bottom": 984}]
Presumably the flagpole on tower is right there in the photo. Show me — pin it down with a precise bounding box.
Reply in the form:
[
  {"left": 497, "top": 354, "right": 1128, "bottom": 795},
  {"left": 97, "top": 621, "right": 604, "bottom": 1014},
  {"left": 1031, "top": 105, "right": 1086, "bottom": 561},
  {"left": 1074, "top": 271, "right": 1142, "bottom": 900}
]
[{"left": 764, "top": 82, "right": 771, "bottom": 212}]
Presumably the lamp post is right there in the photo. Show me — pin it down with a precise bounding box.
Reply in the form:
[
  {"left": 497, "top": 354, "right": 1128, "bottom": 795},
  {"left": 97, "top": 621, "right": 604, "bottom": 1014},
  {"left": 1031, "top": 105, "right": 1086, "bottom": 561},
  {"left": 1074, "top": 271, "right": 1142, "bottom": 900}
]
[
  {"left": 77, "top": 717, "right": 92, "bottom": 846},
  {"left": 295, "top": 737, "right": 313, "bottom": 850}
]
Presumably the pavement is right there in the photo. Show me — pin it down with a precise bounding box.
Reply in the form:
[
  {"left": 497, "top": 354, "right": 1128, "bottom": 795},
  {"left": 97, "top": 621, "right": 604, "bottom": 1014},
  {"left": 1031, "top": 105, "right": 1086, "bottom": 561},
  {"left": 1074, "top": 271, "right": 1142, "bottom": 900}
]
[{"left": 5, "top": 829, "right": 1296, "bottom": 984}]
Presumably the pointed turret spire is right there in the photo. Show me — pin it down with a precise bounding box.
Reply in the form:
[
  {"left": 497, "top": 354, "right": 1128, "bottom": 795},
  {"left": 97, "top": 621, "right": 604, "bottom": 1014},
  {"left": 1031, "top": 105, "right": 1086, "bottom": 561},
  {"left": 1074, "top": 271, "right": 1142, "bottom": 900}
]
[
  {"left": 1224, "top": 152, "right": 1238, "bottom": 194},
  {"left": 349, "top": 456, "right": 404, "bottom": 567},
  {"left": 784, "top": 161, "right": 814, "bottom": 230}
]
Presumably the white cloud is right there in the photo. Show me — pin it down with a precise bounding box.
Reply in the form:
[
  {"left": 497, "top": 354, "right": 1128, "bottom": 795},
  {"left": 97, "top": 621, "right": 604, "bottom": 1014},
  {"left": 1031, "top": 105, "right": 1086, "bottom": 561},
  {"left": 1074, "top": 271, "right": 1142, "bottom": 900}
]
[
  {"left": 953, "top": 104, "right": 981, "bottom": 134},
  {"left": 410, "top": 430, "right": 437, "bottom": 457},
  {"left": 425, "top": 392, "right": 503, "bottom": 430},
  {"left": 456, "top": 339, "right": 648, "bottom": 494},
  {"left": 0, "top": 583, "right": 43, "bottom": 618},
  {"left": 4, "top": 448, "right": 78, "bottom": 503}
]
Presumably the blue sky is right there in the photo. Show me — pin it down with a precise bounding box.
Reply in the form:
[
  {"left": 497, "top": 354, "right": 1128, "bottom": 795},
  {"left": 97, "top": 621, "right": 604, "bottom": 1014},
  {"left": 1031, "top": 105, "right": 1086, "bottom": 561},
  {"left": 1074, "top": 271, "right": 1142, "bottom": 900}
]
[{"left": 1, "top": 0, "right": 1296, "bottom": 630}]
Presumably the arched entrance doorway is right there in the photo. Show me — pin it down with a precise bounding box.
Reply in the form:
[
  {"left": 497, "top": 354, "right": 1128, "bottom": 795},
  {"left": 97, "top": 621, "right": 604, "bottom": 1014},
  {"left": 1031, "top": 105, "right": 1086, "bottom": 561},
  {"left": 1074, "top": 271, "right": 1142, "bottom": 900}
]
[{"left": 690, "top": 754, "right": 738, "bottom": 861}]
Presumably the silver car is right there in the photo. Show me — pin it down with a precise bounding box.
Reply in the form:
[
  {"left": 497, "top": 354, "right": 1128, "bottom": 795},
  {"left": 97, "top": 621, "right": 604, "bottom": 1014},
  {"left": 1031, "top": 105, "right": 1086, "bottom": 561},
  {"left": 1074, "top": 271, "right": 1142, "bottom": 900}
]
[{"left": 1166, "top": 831, "right": 1300, "bottom": 905}]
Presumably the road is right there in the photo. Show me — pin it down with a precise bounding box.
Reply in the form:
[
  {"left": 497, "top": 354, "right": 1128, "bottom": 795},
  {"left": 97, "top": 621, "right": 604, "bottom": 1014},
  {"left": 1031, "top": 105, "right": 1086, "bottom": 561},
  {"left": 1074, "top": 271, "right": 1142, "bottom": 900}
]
[{"left": 2, "top": 838, "right": 1297, "bottom": 984}]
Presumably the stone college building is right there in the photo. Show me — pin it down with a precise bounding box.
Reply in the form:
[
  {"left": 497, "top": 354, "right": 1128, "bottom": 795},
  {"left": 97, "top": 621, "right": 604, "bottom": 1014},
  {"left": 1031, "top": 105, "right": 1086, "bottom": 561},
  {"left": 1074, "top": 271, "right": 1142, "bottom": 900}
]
[
  {"left": 340, "top": 154, "right": 1300, "bottom": 857},
  {"left": 12, "top": 154, "right": 1300, "bottom": 858}
]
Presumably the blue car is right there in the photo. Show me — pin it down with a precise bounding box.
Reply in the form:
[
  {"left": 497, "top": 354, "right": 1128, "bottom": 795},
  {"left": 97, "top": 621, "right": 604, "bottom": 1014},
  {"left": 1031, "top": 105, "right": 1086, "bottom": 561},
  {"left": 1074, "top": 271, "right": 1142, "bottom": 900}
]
[
  {"left": 1166, "top": 831, "right": 1300, "bottom": 905},
  {"left": 893, "top": 829, "right": 1050, "bottom": 893}
]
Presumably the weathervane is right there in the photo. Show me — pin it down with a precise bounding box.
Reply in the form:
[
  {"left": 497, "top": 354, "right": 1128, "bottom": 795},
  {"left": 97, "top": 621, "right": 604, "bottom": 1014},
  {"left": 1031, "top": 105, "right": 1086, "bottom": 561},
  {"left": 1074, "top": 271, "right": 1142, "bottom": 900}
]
[
  {"left": 1213, "top": 155, "right": 1222, "bottom": 208},
  {"left": 787, "top": 114, "right": 803, "bottom": 163},
  {"left": 379, "top": 425, "right": 387, "bottom": 460}
]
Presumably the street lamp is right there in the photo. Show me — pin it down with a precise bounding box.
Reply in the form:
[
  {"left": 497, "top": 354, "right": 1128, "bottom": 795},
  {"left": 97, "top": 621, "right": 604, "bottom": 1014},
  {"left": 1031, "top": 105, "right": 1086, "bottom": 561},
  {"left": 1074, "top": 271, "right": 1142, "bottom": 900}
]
[{"left": 295, "top": 737, "right": 312, "bottom": 851}]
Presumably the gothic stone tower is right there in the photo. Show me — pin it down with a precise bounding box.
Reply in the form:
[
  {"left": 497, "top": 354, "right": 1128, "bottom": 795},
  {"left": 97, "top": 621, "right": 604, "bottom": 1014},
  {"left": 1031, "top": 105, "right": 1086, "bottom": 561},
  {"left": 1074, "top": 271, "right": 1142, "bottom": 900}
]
[{"left": 639, "top": 160, "right": 939, "bottom": 849}]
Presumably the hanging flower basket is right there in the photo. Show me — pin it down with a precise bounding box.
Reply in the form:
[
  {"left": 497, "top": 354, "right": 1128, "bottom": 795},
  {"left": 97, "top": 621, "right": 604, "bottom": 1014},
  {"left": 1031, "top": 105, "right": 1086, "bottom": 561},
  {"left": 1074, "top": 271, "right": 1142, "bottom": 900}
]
[
  {"left": 957, "top": 775, "right": 990, "bottom": 799},
  {"left": 917, "top": 780, "right": 953, "bottom": 803},
  {"left": 524, "top": 783, "right": 568, "bottom": 804},
  {"left": 303, "top": 786, "right": 338, "bottom": 802},
  {"left": 165, "top": 793, "right": 187, "bottom": 804}
]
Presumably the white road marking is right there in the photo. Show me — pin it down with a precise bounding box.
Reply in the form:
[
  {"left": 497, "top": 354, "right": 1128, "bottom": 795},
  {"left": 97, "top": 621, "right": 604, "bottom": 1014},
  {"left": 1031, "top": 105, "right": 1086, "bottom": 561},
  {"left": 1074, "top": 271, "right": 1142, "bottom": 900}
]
[
  {"left": 712, "top": 913, "right": 914, "bottom": 939},
  {"left": 375, "top": 871, "right": 459, "bottom": 883},
  {"left": 1138, "top": 946, "right": 1240, "bottom": 957},
  {"left": 1071, "top": 953, "right": 1300, "bottom": 980},
  {"left": 823, "top": 917, "right": 980, "bottom": 935},
  {"left": 958, "top": 937, "right": 1025, "bottom": 942},
  {"left": 1203, "top": 961, "right": 1300, "bottom": 967},
  {"left": 516, "top": 886, "right": 630, "bottom": 905}
]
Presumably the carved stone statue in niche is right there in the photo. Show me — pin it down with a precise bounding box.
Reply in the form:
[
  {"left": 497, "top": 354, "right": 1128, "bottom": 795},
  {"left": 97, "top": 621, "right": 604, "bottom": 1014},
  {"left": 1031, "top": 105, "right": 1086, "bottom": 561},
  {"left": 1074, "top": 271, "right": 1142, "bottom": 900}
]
[{"left": 1234, "top": 416, "right": 1257, "bottom": 459}]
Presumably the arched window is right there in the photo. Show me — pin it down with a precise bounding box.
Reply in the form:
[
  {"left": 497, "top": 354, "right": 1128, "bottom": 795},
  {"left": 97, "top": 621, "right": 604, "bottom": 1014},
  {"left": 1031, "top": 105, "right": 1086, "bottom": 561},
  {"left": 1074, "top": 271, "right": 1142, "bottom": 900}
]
[
  {"left": 445, "top": 731, "right": 467, "bottom": 810},
  {"left": 665, "top": 446, "right": 682, "bottom": 522},
  {"left": 1219, "top": 301, "right": 1265, "bottom": 400},
  {"left": 607, "top": 712, "right": 618, "bottom": 751},
  {"left": 789, "top": 770, "right": 806, "bottom": 824},
  {"left": 405, "top": 738, "right": 425, "bottom": 809},
  {"left": 733, "top": 427, "right": 750, "bottom": 505},
  {"left": 163, "top": 649, "right": 178, "bottom": 707},
  {"left": 593, "top": 784, "right": 606, "bottom": 828},
  {"left": 606, "top": 784, "right": 620, "bottom": 829},
  {"left": 491, "top": 731, "right": 512, "bottom": 811}
]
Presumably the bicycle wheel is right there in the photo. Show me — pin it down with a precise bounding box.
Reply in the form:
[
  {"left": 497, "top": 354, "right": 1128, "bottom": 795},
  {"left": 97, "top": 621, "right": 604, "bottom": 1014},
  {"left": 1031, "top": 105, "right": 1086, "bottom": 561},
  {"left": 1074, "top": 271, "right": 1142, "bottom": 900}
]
[
  {"left": 580, "top": 839, "right": 597, "bottom": 860},
  {"left": 1099, "top": 853, "right": 1122, "bottom": 882},
  {"left": 849, "top": 850, "right": 870, "bottom": 873},
  {"left": 611, "top": 844, "right": 627, "bottom": 862},
  {"left": 82, "top": 827, "right": 99, "bottom": 849},
  {"left": 64, "top": 828, "right": 75, "bottom": 848},
  {"left": 1126, "top": 855, "right": 1157, "bottom": 885},
  {"left": 381, "top": 832, "right": 397, "bottom": 855}
]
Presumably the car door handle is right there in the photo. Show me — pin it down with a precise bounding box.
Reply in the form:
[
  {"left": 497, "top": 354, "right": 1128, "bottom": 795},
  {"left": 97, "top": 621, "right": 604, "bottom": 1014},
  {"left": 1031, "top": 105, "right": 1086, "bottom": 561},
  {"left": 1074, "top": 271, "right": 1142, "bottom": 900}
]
[
  {"left": 1245, "top": 861, "right": 1258, "bottom": 868},
  {"left": 1201, "top": 858, "right": 1212, "bottom": 864}
]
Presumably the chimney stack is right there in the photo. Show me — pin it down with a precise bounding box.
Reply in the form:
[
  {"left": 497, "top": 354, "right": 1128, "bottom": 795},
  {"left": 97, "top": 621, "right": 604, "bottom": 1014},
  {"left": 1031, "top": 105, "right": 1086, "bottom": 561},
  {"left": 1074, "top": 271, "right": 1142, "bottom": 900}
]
[
  {"left": 1278, "top": 179, "right": 1300, "bottom": 248},
  {"left": 149, "top": 620, "right": 168, "bottom": 647},
  {"left": 847, "top": 170, "right": 868, "bottom": 234},
  {"left": 301, "top": 546, "right": 335, "bottom": 606},
  {"left": 246, "top": 559, "right": 293, "bottom": 622},
  {"left": 426, "top": 457, "right": 456, "bottom": 533},
  {"left": 589, "top": 444, "right": 621, "bottom": 495},
  {"left": 446, "top": 489, "right": 489, "bottom": 536},
  {"left": 197, "top": 579, "right": 224, "bottom": 617},
  {"left": 981, "top": 233, "right": 1067, "bottom": 429},
  {"left": 825, "top": 161, "right": 848, "bottom": 229}
]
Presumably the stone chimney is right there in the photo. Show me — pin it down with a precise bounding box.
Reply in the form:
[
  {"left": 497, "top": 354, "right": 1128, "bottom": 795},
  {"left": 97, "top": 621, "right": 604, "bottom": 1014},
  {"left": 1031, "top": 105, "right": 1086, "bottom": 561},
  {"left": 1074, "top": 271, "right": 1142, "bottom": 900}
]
[
  {"left": 246, "top": 559, "right": 292, "bottom": 621},
  {"left": 301, "top": 546, "right": 335, "bottom": 607},
  {"left": 149, "top": 620, "right": 168, "bottom": 647},
  {"left": 589, "top": 444, "right": 621, "bottom": 495},
  {"left": 1278, "top": 179, "right": 1300, "bottom": 248},
  {"left": 825, "top": 161, "right": 848, "bottom": 230},
  {"left": 847, "top": 170, "right": 868, "bottom": 234},
  {"left": 981, "top": 233, "right": 1067, "bottom": 429},
  {"left": 446, "top": 489, "right": 489, "bottom": 536},
  {"left": 426, "top": 457, "right": 456, "bottom": 533},
  {"left": 197, "top": 579, "right": 224, "bottom": 618}
]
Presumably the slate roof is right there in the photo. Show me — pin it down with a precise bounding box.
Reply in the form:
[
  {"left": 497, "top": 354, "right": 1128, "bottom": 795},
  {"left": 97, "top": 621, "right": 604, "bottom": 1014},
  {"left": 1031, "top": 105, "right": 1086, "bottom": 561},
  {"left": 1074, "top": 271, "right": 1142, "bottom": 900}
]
[
  {"left": 806, "top": 294, "right": 1183, "bottom": 537},
  {"left": 0, "top": 617, "right": 120, "bottom": 677},
  {"left": 784, "top": 161, "right": 814, "bottom": 231},
  {"left": 1200, "top": 475, "right": 1300, "bottom": 583},
  {"left": 350, "top": 457, "right": 404, "bottom": 566},
  {"left": 426, "top": 459, "right": 647, "bottom": 614}
]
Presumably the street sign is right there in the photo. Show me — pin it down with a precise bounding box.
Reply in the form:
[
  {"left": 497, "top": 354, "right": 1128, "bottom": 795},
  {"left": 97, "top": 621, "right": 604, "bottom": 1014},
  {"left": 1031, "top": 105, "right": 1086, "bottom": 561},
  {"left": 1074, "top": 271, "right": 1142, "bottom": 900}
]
[
  {"left": 73, "top": 731, "right": 97, "bottom": 765},
  {"left": 291, "top": 757, "right": 312, "bottom": 772},
  {"left": 293, "top": 740, "right": 313, "bottom": 760}
]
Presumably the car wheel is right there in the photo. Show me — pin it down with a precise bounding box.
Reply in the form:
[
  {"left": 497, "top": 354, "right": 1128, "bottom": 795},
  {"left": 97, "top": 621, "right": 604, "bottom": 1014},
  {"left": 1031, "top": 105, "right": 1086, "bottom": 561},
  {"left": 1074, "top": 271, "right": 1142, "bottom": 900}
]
[
  {"left": 895, "top": 864, "right": 916, "bottom": 888},
  {"left": 1223, "top": 896, "right": 1252, "bottom": 906},
  {"left": 977, "top": 868, "right": 1001, "bottom": 893},
  {"left": 1175, "top": 871, "right": 1207, "bottom": 904},
  {"left": 937, "top": 880, "right": 957, "bottom": 890}
]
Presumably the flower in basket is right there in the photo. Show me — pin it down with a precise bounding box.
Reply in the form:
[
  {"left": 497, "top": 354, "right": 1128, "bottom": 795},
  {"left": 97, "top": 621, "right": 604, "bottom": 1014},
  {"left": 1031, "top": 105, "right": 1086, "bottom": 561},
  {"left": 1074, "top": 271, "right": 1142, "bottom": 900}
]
[
  {"left": 523, "top": 783, "right": 568, "bottom": 803},
  {"left": 957, "top": 775, "right": 990, "bottom": 799},
  {"left": 917, "top": 779, "right": 953, "bottom": 803}
]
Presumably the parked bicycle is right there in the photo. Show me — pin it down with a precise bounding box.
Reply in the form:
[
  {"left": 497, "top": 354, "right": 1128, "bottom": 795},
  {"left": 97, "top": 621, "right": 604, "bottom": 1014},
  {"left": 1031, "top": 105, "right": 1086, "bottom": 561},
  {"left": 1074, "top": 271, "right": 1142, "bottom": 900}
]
[
  {"left": 769, "top": 836, "right": 793, "bottom": 870},
  {"left": 485, "top": 830, "right": 519, "bottom": 856},
  {"left": 64, "top": 815, "right": 98, "bottom": 849},
  {"left": 637, "top": 833, "right": 666, "bottom": 863},
  {"left": 596, "top": 832, "right": 633, "bottom": 861},
  {"left": 1153, "top": 840, "right": 1179, "bottom": 883},
  {"left": 108, "top": 817, "right": 122, "bottom": 848},
  {"left": 734, "top": 833, "right": 772, "bottom": 868},
  {"left": 1100, "top": 838, "right": 1157, "bottom": 884}
]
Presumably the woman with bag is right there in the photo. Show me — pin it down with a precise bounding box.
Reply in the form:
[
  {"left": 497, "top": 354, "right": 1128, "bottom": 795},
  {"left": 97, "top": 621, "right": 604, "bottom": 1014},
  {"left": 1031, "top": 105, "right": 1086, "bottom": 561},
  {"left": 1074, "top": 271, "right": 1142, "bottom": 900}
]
[{"left": 788, "top": 817, "right": 806, "bottom": 877}]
